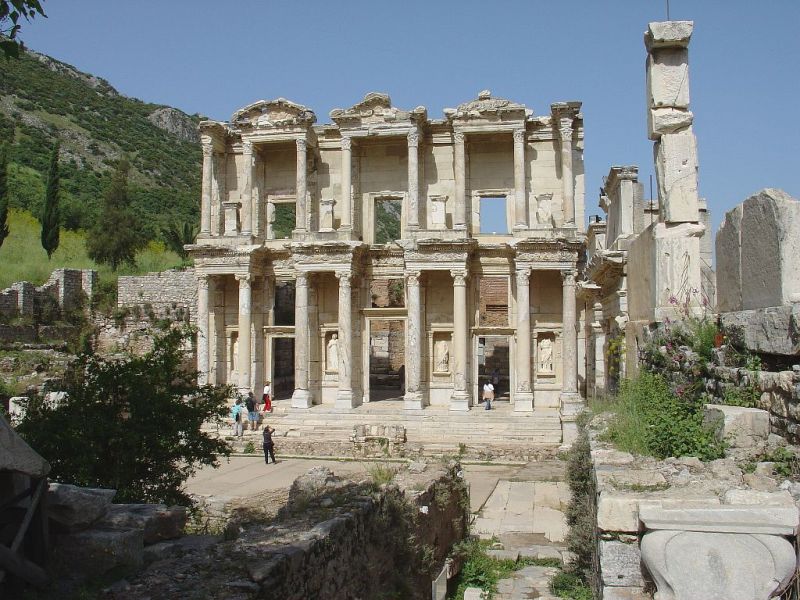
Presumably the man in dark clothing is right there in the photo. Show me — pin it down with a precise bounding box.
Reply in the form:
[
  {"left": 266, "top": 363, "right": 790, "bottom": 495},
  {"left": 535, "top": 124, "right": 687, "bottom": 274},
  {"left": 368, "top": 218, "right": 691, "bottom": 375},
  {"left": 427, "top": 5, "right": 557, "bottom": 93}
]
[
  {"left": 246, "top": 391, "right": 258, "bottom": 431},
  {"left": 262, "top": 425, "right": 276, "bottom": 464}
]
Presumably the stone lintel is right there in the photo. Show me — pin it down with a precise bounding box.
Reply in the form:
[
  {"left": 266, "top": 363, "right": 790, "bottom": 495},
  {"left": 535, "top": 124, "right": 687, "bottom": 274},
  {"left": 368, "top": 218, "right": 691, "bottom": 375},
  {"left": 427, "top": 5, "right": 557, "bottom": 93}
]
[
  {"left": 639, "top": 504, "right": 799, "bottom": 535},
  {"left": 645, "top": 21, "right": 693, "bottom": 51}
]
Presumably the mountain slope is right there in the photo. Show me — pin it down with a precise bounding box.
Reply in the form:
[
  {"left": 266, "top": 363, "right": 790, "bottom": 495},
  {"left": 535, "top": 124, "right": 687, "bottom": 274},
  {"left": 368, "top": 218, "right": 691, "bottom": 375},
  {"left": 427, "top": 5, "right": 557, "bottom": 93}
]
[{"left": 0, "top": 49, "right": 202, "bottom": 239}]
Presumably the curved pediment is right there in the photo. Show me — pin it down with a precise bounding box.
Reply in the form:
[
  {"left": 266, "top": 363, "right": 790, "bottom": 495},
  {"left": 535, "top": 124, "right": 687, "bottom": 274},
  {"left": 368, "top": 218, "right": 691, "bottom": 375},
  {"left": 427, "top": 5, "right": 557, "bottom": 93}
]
[
  {"left": 330, "top": 92, "right": 426, "bottom": 129},
  {"left": 231, "top": 98, "right": 317, "bottom": 129},
  {"left": 445, "top": 90, "right": 531, "bottom": 122}
]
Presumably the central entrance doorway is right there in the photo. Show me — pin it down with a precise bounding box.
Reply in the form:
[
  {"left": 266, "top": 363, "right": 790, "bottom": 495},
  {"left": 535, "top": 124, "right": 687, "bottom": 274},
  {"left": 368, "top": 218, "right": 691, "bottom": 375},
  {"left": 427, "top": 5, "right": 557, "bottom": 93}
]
[
  {"left": 477, "top": 335, "right": 510, "bottom": 405},
  {"left": 367, "top": 319, "right": 405, "bottom": 402},
  {"left": 270, "top": 337, "right": 295, "bottom": 400}
]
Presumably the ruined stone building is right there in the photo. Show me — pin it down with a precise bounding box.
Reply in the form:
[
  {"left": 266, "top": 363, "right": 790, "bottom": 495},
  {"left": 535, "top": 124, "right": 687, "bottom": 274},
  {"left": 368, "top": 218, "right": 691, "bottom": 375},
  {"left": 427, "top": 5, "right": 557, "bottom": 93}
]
[{"left": 189, "top": 90, "right": 587, "bottom": 439}]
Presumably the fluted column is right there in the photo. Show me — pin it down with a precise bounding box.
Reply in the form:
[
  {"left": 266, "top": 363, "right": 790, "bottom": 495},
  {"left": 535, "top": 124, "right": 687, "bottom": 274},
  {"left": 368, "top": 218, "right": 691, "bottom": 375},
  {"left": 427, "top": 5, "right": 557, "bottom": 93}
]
[
  {"left": 335, "top": 271, "right": 356, "bottom": 408},
  {"left": 453, "top": 131, "right": 466, "bottom": 230},
  {"left": 513, "top": 129, "right": 527, "bottom": 229},
  {"left": 197, "top": 274, "right": 210, "bottom": 385},
  {"left": 558, "top": 120, "right": 575, "bottom": 225},
  {"left": 340, "top": 136, "right": 352, "bottom": 230},
  {"left": 515, "top": 267, "right": 534, "bottom": 411},
  {"left": 240, "top": 141, "right": 254, "bottom": 235},
  {"left": 295, "top": 138, "right": 308, "bottom": 232},
  {"left": 292, "top": 272, "right": 312, "bottom": 408},
  {"left": 236, "top": 274, "right": 252, "bottom": 393},
  {"left": 450, "top": 269, "right": 470, "bottom": 410},
  {"left": 560, "top": 268, "right": 583, "bottom": 445},
  {"left": 201, "top": 145, "right": 213, "bottom": 234},
  {"left": 407, "top": 130, "right": 420, "bottom": 230},
  {"left": 404, "top": 271, "right": 424, "bottom": 409}
]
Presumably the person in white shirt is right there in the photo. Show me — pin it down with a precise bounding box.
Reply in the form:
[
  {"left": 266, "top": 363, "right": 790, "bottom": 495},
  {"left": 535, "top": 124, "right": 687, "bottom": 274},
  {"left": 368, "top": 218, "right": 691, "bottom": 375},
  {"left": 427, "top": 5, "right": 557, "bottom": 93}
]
[
  {"left": 482, "top": 381, "right": 494, "bottom": 410},
  {"left": 262, "top": 382, "right": 272, "bottom": 413}
]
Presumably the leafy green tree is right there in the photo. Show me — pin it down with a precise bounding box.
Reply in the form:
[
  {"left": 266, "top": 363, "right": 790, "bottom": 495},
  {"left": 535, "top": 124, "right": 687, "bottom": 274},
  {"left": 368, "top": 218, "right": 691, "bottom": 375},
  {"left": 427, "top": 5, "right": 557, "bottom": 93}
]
[
  {"left": 17, "top": 329, "right": 232, "bottom": 505},
  {"left": 86, "top": 158, "right": 146, "bottom": 270},
  {"left": 0, "top": 0, "right": 46, "bottom": 58},
  {"left": 0, "top": 143, "right": 9, "bottom": 249},
  {"left": 163, "top": 220, "right": 198, "bottom": 260},
  {"left": 40, "top": 140, "right": 59, "bottom": 258}
]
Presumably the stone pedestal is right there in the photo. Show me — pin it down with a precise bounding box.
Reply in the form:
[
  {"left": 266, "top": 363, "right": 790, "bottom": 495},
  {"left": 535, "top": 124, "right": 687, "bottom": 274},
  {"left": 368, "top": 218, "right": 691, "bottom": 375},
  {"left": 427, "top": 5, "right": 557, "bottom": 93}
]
[
  {"left": 514, "top": 267, "right": 534, "bottom": 411},
  {"left": 450, "top": 270, "right": 470, "bottom": 411},
  {"left": 236, "top": 274, "right": 252, "bottom": 393},
  {"left": 292, "top": 272, "right": 312, "bottom": 408},
  {"left": 430, "top": 195, "right": 447, "bottom": 230},
  {"left": 404, "top": 271, "right": 425, "bottom": 409},
  {"left": 222, "top": 201, "right": 241, "bottom": 236}
]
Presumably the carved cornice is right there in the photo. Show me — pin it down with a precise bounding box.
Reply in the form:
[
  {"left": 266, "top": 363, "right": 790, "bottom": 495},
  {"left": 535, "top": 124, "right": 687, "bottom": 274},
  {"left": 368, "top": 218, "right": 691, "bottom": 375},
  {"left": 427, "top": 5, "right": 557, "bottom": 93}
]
[
  {"left": 445, "top": 90, "right": 530, "bottom": 123},
  {"left": 330, "top": 92, "right": 427, "bottom": 130},
  {"left": 231, "top": 98, "right": 317, "bottom": 130}
]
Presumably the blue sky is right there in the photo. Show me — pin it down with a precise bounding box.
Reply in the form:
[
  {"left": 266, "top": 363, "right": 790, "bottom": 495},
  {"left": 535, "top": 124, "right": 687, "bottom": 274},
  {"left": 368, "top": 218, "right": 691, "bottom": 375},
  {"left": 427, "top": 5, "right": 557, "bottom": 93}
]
[{"left": 18, "top": 1, "right": 800, "bottom": 237}]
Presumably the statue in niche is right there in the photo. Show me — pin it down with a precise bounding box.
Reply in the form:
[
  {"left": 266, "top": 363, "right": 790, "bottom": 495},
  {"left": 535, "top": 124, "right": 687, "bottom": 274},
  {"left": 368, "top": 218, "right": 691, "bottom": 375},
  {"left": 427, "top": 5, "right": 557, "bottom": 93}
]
[
  {"left": 434, "top": 339, "right": 450, "bottom": 373},
  {"left": 327, "top": 333, "right": 339, "bottom": 372},
  {"left": 319, "top": 198, "right": 335, "bottom": 231},
  {"left": 538, "top": 337, "right": 554, "bottom": 373},
  {"left": 536, "top": 193, "right": 553, "bottom": 227}
]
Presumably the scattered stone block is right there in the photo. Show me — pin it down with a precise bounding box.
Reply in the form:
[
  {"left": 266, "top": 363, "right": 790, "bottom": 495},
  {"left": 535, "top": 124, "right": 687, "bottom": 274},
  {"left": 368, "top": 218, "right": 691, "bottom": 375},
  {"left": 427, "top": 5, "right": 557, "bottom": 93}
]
[
  {"left": 723, "top": 489, "right": 794, "bottom": 506},
  {"left": 463, "top": 587, "right": 485, "bottom": 600},
  {"left": 98, "top": 504, "right": 187, "bottom": 544},
  {"left": 599, "top": 540, "right": 644, "bottom": 587},
  {"left": 704, "top": 404, "right": 770, "bottom": 448},
  {"left": 53, "top": 528, "right": 144, "bottom": 578},
  {"left": 47, "top": 483, "right": 116, "bottom": 531}
]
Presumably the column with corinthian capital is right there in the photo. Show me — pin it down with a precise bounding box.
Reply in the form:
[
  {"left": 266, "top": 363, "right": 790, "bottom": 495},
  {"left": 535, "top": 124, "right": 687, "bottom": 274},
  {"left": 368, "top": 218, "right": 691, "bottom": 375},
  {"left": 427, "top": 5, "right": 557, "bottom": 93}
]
[
  {"left": 513, "top": 129, "right": 528, "bottom": 229},
  {"left": 558, "top": 120, "right": 575, "bottom": 225},
  {"left": 450, "top": 269, "right": 470, "bottom": 410},
  {"left": 236, "top": 274, "right": 252, "bottom": 393},
  {"left": 560, "top": 268, "right": 583, "bottom": 445},
  {"left": 196, "top": 274, "right": 210, "bottom": 385},
  {"left": 514, "top": 267, "right": 534, "bottom": 411},
  {"left": 292, "top": 272, "right": 312, "bottom": 408},
  {"left": 240, "top": 141, "right": 254, "bottom": 236},
  {"left": 453, "top": 131, "right": 466, "bottom": 231},
  {"left": 407, "top": 130, "right": 420, "bottom": 230},
  {"left": 340, "top": 136, "right": 352, "bottom": 231},
  {"left": 201, "top": 144, "right": 213, "bottom": 234},
  {"left": 335, "top": 271, "right": 356, "bottom": 408},
  {"left": 295, "top": 138, "right": 308, "bottom": 233},
  {"left": 404, "top": 271, "right": 424, "bottom": 409}
]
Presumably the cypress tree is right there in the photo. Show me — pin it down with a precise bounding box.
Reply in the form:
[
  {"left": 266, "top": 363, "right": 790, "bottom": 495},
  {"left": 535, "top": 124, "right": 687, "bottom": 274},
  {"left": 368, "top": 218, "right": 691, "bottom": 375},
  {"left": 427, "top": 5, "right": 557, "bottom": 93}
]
[
  {"left": 41, "top": 141, "right": 60, "bottom": 259},
  {"left": 0, "top": 144, "right": 9, "bottom": 250}
]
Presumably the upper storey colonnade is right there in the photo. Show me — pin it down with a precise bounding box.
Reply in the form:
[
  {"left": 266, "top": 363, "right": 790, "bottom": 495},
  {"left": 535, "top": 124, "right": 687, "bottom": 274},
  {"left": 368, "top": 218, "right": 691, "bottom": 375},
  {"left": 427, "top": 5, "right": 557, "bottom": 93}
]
[{"left": 197, "top": 91, "right": 584, "bottom": 246}]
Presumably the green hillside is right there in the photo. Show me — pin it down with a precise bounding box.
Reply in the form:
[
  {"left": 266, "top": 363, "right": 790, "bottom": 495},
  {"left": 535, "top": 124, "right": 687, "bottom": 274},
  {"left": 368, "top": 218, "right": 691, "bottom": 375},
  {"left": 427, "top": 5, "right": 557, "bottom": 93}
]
[{"left": 0, "top": 48, "right": 202, "bottom": 240}]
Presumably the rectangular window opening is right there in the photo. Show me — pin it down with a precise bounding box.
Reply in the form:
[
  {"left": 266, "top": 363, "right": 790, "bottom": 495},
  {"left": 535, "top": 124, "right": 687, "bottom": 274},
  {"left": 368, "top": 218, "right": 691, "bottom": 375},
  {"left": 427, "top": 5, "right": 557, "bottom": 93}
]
[
  {"left": 374, "top": 198, "right": 402, "bottom": 245},
  {"left": 479, "top": 196, "right": 508, "bottom": 234},
  {"left": 273, "top": 203, "right": 295, "bottom": 239}
]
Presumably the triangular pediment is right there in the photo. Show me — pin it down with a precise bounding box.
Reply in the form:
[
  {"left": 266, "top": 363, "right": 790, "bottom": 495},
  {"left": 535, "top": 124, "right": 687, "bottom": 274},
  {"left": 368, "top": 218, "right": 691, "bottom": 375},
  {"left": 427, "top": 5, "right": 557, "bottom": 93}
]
[
  {"left": 445, "top": 90, "right": 530, "bottom": 122},
  {"left": 231, "top": 98, "right": 316, "bottom": 129},
  {"left": 330, "top": 92, "right": 426, "bottom": 129}
]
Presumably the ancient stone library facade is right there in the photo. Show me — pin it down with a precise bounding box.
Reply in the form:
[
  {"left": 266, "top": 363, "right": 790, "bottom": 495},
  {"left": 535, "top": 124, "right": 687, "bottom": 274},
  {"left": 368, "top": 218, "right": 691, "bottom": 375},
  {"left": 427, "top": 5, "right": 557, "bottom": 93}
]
[{"left": 189, "top": 90, "right": 587, "bottom": 429}]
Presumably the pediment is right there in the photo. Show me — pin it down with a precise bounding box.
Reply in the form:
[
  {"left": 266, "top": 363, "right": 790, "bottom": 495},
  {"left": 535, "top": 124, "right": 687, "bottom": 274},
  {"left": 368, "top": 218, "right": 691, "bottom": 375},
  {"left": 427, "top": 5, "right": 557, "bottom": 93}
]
[
  {"left": 330, "top": 92, "right": 426, "bottom": 129},
  {"left": 231, "top": 98, "right": 316, "bottom": 129},
  {"left": 445, "top": 90, "right": 531, "bottom": 122}
]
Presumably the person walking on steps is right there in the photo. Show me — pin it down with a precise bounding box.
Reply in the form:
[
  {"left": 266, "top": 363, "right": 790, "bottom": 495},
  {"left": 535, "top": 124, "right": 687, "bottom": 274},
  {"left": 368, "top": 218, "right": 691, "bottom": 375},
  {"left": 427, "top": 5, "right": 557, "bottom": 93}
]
[
  {"left": 262, "top": 381, "right": 272, "bottom": 413},
  {"left": 262, "top": 425, "right": 276, "bottom": 464},
  {"left": 482, "top": 380, "right": 494, "bottom": 410}
]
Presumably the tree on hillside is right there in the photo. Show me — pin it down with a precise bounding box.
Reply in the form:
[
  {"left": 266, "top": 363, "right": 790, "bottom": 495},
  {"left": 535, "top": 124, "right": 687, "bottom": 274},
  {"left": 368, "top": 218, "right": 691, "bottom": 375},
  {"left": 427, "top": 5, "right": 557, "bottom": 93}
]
[
  {"left": 40, "top": 140, "right": 59, "bottom": 258},
  {"left": 0, "top": 143, "right": 9, "bottom": 249},
  {"left": 86, "top": 158, "right": 146, "bottom": 270},
  {"left": 0, "top": 0, "right": 46, "bottom": 58},
  {"left": 163, "top": 220, "right": 198, "bottom": 261},
  {"left": 16, "top": 328, "right": 232, "bottom": 505}
]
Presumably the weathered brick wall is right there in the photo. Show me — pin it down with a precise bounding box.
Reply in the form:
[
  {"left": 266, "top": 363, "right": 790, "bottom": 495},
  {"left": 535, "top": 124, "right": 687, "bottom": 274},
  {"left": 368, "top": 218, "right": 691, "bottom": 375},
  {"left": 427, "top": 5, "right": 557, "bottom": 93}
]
[
  {"left": 117, "top": 269, "right": 197, "bottom": 324},
  {"left": 479, "top": 277, "right": 509, "bottom": 326}
]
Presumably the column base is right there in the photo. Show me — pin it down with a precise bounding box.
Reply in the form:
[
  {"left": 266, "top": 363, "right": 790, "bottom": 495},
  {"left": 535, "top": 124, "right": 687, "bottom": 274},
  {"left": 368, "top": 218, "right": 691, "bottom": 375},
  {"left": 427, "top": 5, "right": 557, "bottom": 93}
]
[
  {"left": 513, "top": 391, "right": 534, "bottom": 412},
  {"left": 449, "top": 390, "right": 470, "bottom": 411},
  {"left": 404, "top": 391, "right": 425, "bottom": 410},
  {"left": 335, "top": 389, "right": 359, "bottom": 409},
  {"left": 291, "top": 388, "right": 313, "bottom": 409}
]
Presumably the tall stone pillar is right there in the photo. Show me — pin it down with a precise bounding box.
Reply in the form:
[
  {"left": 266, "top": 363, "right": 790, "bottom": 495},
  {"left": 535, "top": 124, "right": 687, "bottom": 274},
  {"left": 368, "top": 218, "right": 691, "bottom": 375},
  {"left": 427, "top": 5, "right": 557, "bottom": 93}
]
[
  {"left": 407, "top": 130, "right": 420, "bottom": 230},
  {"left": 340, "top": 136, "right": 352, "bottom": 230},
  {"left": 335, "top": 271, "right": 356, "bottom": 408},
  {"left": 453, "top": 131, "right": 467, "bottom": 231},
  {"left": 514, "top": 267, "right": 534, "bottom": 411},
  {"left": 201, "top": 145, "right": 213, "bottom": 235},
  {"left": 292, "top": 272, "right": 312, "bottom": 408},
  {"left": 450, "top": 269, "right": 470, "bottom": 411},
  {"left": 295, "top": 138, "right": 308, "bottom": 233},
  {"left": 558, "top": 120, "right": 575, "bottom": 225},
  {"left": 197, "top": 274, "right": 210, "bottom": 385},
  {"left": 513, "top": 129, "right": 527, "bottom": 229},
  {"left": 240, "top": 141, "right": 254, "bottom": 236},
  {"left": 236, "top": 274, "right": 252, "bottom": 393},
  {"left": 560, "top": 269, "right": 583, "bottom": 445},
  {"left": 404, "top": 271, "right": 424, "bottom": 409}
]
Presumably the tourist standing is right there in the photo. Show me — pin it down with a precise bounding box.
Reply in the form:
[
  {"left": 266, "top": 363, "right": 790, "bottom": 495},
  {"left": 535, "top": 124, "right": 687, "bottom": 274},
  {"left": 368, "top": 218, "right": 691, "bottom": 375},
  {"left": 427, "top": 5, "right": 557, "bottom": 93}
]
[
  {"left": 482, "top": 381, "right": 494, "bottom": 410},
  {"left": 262, "top": 424, "right": 276, "bottom": 464},
  {"left": 262, "top": 381, "right": 272, "bottom": 413},
  {"left": 231, "top": 398, "right": 244, "bottom": 437},
  {"left": 246, "top": 391, "right": 258, "bottom": 431}
]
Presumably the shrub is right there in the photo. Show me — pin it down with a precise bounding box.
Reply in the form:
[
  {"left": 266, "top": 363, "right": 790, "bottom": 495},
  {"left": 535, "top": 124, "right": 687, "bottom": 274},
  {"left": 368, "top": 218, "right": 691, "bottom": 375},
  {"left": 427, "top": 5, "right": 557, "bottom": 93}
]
[
  {"left": 368, "top": 463, "right": 396, "bottom": 487},
  {"left": 550, "top": 571, "right": 592, "bottom": 600},
  {"left": 565, "top": 426, "right": 594, "bottom": 583}
]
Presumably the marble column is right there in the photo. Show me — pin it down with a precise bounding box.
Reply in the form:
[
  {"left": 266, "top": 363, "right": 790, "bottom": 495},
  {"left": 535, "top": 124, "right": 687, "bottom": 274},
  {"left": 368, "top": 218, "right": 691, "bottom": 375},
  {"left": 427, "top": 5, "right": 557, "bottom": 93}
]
[
  {"left": 236, "top": 273, "right": 252, "bottom": 393},
  {"left": 404, "top": 271, "right": 424, "bottom": 409},
  {"left": 453, "top": 131, "right": 466, "bottom": 231},
  {"left": 407, "top": 130, "right": 420, "bottom": 230},
  {"left": 196, "top": 274, "right": 210, "bottom": 385},
  {"left": 295, "top": 138, "right": 308, "bottom": 233},
  {"left": 335, "top": 271, "right": 355, "bottom": 408},
  {"left": 560, "top": 268, "right": 582, "bottom": 445},
  {"left": 240, "top": 141, "right": 254, "bottom": 236},
  {"left": 513, "top": 129, "right": 527, "bottom": 229},
  {"left": 291, "top": 272, "right": 312, "bottom": 408},
  {"left": 201, "top": 145, "right": 213, "bottom": 235},
  {"left": 450, "top": 269, "right": 470, "bottom": 410},
  {"left": 558, "top": 120, "right": 575, "bottom": 225},
  {"left": 212, "top": 152, "right": 225, "bottom": 236},
  {"left": 514, "top": 267, "right": 534, "bottom": 411},
  {"left": 340, "top": 136, "right": 352, "bottom": 230}
]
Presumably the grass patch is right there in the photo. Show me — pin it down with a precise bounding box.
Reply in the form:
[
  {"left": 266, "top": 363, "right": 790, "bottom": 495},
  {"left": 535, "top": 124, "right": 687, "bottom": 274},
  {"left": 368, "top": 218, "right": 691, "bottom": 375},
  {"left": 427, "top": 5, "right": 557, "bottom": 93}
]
[
  {"left": 550, "top": 571, "right": 592, "bottom": 600},
  {"left": 367, "top": 463, "right": 396, "bottom": 487}
]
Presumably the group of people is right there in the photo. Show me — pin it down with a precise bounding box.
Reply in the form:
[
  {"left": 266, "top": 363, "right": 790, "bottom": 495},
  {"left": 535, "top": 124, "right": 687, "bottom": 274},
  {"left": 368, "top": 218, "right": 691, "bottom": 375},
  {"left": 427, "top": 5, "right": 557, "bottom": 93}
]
[{"left": 229, "top": 382, "right": 277, "bottom": 464}]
